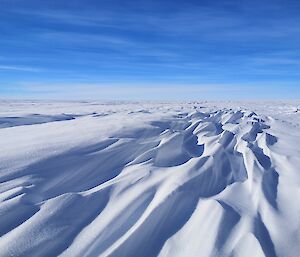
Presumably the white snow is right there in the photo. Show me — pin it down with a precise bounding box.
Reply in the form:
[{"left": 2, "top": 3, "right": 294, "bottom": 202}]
[{"left": 0, "top": 100, "right": 299, "bottom": 257}]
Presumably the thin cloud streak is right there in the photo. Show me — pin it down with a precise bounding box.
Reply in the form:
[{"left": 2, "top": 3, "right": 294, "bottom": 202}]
[
  {"left": 0, "top": 0, "right": 299, "bottom": 99},
  {"left": 0, "top": 65, "right": 42, "bottom": 72},
  {"left": 3, "top": 82, "right": 295, "bottom": 101}
]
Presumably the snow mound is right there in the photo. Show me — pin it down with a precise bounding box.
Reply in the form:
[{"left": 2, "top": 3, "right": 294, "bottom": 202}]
[{"left": 0, "top": 101, "right": 299, "bottom": 257}]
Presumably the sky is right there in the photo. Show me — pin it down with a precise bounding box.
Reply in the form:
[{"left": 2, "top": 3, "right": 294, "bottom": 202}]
[{"left": 0, "top": 0, "right": 300, "bottom": 100}]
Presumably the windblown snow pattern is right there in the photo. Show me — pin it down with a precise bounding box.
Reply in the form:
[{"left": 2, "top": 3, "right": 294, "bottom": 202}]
[{"left": 0, "top": 100, "right": 300, "bottom": 257}]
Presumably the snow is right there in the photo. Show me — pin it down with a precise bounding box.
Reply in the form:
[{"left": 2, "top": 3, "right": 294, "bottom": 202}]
[{"left": 0, "top": 100, "right": 300, "bottom": 257}]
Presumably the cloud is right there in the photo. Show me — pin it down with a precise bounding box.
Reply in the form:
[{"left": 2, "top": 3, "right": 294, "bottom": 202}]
[
  {"left": 9, "top": 82, "right": 292, "bottom": 101},
  {"left": 6, "top": 82, "right": 229, "bottom": 100},
  {"left": 1, "top": 0, "right": 299, "bottom": 99},
  {"left": 251, "top": 57, "right": 300, "bottom": 65},
  {"left": 0, "top": 65, "right": 42, "bottom": 72}
]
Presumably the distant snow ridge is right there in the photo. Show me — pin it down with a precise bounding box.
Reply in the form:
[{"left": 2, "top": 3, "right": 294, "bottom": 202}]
[{"left": 0, "top": 104, "right": 299, "bottom": 257}]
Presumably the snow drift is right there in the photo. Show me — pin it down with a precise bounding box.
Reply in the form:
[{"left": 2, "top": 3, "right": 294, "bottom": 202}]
[{"left": 0, "top": 101, "right": 299, "bottom": 257}]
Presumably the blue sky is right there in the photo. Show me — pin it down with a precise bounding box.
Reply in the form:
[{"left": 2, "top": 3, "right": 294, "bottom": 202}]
[{"left": 0, "top": 0, "right": 300, "bottom": 100}]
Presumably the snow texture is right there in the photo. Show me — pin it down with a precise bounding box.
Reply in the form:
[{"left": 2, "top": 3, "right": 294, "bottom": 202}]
[{"left": 0, "top": 100, "right": 300, "bottom": 257}]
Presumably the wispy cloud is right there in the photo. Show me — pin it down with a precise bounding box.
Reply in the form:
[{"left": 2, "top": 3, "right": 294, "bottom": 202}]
[
  {"left": 1, "top": 0, "right": 299, "bottom": 99},
  {"left": 251, "top": 57, "right": 300, "bottom": 65},
  {"left": 0, "top": 65, "right": 42, "bottom": 72},
  {"left": 3, "top": 81, "right": 297, "bottom": 100}
]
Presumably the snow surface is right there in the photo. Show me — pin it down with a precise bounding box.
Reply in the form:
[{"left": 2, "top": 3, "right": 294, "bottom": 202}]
[{"left": 0, "top": 100, "right": 300, "bottom": 257}]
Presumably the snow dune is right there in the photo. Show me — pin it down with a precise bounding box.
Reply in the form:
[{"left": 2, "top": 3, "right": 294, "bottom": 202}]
[{"left": 0, "top": 101, "right": 299, "bottom": 257}]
